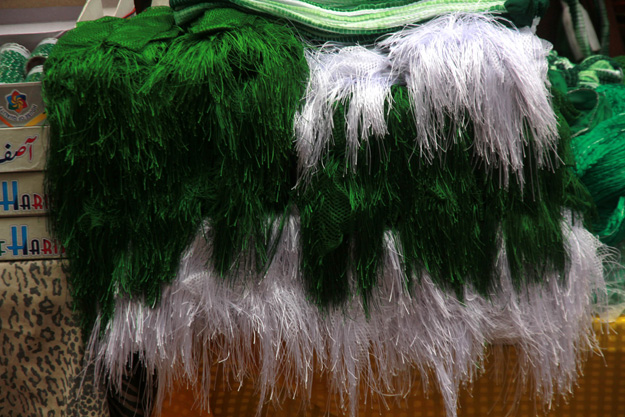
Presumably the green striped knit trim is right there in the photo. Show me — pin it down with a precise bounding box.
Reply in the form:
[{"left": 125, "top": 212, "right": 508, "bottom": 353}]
[
  {"left": 595, "top": 0, "right": 610, "bottom": 55},
  {"left": 174, "top": 0, "right": 507, "bottom": 36},
  {"left": 174, "top": 0, "right": 458, "bottom": 12}
]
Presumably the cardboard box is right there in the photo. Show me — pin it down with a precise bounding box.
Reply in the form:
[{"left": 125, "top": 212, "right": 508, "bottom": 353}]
[
  {"left": 0, "top": 171, "right": 48, "bottom": 217},
  {"left": 0, "top": 216, "right": 63, "bottom": 260},
  {"left": 0, "top": 126, "right": 48, "bottom": 172}
]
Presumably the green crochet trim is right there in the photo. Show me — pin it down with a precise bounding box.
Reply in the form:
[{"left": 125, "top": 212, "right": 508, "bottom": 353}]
[{"left": 172, "top": 0, "right": 511, "bottom": 40}]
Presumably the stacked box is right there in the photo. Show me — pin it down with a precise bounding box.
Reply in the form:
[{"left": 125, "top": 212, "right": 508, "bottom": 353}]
[
  {"left": 1, "top": 6, "right": 108, "bottom": 417},
  {"left": 0, "top": 86, "right": 60, "bottom": 260}
]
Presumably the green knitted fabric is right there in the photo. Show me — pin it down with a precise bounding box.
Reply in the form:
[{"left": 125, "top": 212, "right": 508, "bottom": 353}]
[
  {"left": 548, "top": 54, "right": 625, "bottom": 247},
  {"left": 44, "top": 7, "right": 308, "bottom": 333},
  {"left": 558, "top": 0, "right": 610, "bottom": 59},
  {"left": 572, "top": 84, "right": 625, "bottom": 246},
  {"left": 594, "top": 0, "right": 611, "bottom": 56},
  {"left": 170, "top": 0, "right": 544, "bottom": 40}
]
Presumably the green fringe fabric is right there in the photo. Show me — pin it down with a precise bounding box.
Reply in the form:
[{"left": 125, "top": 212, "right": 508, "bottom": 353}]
[
  {"left": 44, "top": 6, "right": 308, "bottom": 333},
  {"left": 44, "top": 7, "right": 593, "bottom": 335}
]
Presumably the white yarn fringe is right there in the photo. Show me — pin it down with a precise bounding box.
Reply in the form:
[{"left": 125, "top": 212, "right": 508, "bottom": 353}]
[
  {"left": 295, "top": 44, "right": 394, "bottom": 181},
  {"left": 295, "top": 13, "right": 558, "bottom": 187},
  {"left": 87, "top": 212, "right": 607, "bottom": 417}
]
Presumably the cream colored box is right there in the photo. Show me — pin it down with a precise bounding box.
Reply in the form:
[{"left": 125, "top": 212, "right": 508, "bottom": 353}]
[
  {"left": 0, "top": 171, "right": 47, "bottom": 217},
  {"left": 0, "top": 126, "right": 48, "bottom": 172},
  {"left": 0, "top": 216, "right": 62, "bottom": 260}
]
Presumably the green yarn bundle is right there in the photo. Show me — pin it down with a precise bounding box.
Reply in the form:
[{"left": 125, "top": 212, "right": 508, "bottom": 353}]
[
  {"left": 44, "top": 7, "right": 307, "bottom": 333},
  {"left": 572, "top": 84, "right": 625, "bottom": 317}
]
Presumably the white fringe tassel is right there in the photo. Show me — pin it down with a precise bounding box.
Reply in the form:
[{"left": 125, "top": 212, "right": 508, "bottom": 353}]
[
  {"left": 295, "top": 44, "right": 394, "bottom": 181},
  {"left": 294, "top": 14, "right": 559, "bottom": 187},
  {"left": 87, "top": 212, "right": 608, "bottom": 417}
]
